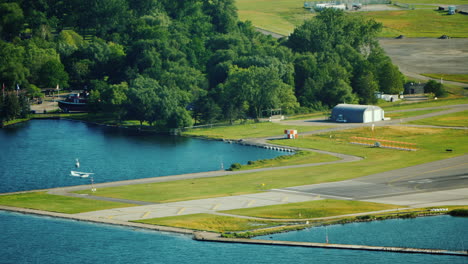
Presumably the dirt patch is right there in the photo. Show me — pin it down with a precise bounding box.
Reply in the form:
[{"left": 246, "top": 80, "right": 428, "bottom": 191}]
[{"left": 379, "top": 38, "right": 468, "bottom": 75}]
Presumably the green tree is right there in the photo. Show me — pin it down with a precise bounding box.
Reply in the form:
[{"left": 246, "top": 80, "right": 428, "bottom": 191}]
[
  {"left": 288, "top": 9, "right": 381, "bottom": 54},
  {"left": 126, "top": 78, "right": 158, "bottom": 126},
  {"left": 38, "top": 60, "right": 69, "bottom": 88},
  {"left": 0, "top": 40, "right": 29, "bottom": 89},
  {"left": 354, "top": 71, "right": 378, "bottom": 104},
  {"left": 293, "top": 53, "right": 318, "bottom": 106},
  {"left": 378, "top": 61, "right": 404, "bottom": 94},
  {"left": 167, "top": 107, "right": 194, "bottom": 128},
  {"left": 424, "top": 80, "right": 447, "bottom": 97},
  {"left": 222, "top": 66, "right": 296, "bottom": 120},
  {"left": 1, "top": 93, "right": 20, "bottom": 121},
  {"left": 90, "top": 81, "right": 128, "bottom": 120},
  {"left": 18, "top": 93, "right": 30, "bottom": 118},
  {"left": 127, "top": 76, "right": 190, "bottom": 127},
  {"left": 0, "top": 2, "right": 24, "bottom": 41},
  {"left": 193, "top": 95, "right": 221, "bottom": 124},
  {"left": 23, "top": 41, "right": 61, "bottom": 85},
  {"left": 202, "top": 0, "right": 238, "bottom": 33}
]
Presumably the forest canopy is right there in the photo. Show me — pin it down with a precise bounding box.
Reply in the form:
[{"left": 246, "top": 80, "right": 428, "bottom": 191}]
[{"left": 0, "top": 0, "right": 404, "bottom": 127}]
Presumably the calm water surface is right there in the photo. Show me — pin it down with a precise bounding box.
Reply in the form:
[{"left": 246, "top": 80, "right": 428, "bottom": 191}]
[
  {"left": 257, "top": 215, "right": 468, "bottom": 251},
  {"left": 1, "top": 211, "right": 466, "bottom": 264},
  {"left": 0, "top": 119, "right": 289, "bottom": 193},
  {"left": 1, "top": 120, "right": 467, "bottom": 263}
]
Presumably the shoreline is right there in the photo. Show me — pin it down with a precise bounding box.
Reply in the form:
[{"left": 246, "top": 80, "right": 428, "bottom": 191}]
[
  {"left": 2, "top": 205, "right": 466, "bottom": 257},
  {"left": 1, "top": 114, "right": 467, "bottom": 256}
]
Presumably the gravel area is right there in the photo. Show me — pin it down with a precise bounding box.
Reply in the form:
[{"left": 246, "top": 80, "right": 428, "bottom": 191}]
[{"left": 379, "top": 38, "right": 468, "bottom": 75}]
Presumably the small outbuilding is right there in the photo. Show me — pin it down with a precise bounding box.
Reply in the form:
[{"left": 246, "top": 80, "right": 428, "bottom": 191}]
[{"left": 331, "top": 104, "right": 384, "bottom": 123}]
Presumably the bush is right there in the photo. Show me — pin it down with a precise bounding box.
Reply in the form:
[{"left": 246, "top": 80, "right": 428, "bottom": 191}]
[
  {"left": 228, "top": 163, "right": 242, "bottom": 171},
  {"left": 449, "top": 209, "right": 468, "bottom": 217},
  {"left": 399, "top": 213, "right": 417, "bottom": 219},
  {"left": 356, "top": 215, "right": 374, "bottom": 220},
  {"left": 424, "top": 80, "right": 447, "bottom": 97}
]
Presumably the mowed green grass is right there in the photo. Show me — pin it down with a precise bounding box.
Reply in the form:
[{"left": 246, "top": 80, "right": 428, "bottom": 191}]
[
  {"left": 356, "top": 9, "right": 468, "bottom": 37},
  {"left": 385, "top": 108, "right": 449, "bottom": 119},
  {"left": 0, "top": 192, "right": 135, "bottom": 214},
  {"left": 421, "top": 74, "right": 468, "bottom": 84},
  {"left": 236, "top": 151, "right": 339, "bottom": 171},
  {"left": 395, "top": 0, "right": 467, "bottom": 4},
  {"left": 236, "top": 1, "right": 468, "bottom": 38},
  {"left": 76, "top": 126, "right": 467, "bottom": 203},
  {"left": 183, "top": 122, "right": 333, "bottom": 140},
  {"left": 222, "top": 199, "right": 402, "bottom": 219},
  {"left": 381, "top": 97, "right": 468, "bottom": 111},
  {"left": 237, "top": 0, "right": 314, "bottom": 35},
  {"left": 407, "top": 110, "right": 468, "bottom": 127},
  {"left": 135, "top": 213, "right": 279, "bottom": 233}
]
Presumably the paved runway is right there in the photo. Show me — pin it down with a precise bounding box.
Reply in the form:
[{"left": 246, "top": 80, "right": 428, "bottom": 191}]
[
  {"left": 280, "top": 155, "right": 468, "bottom": 207},
  {"left": 76, "top": 155, "right": 468, "bottom": 221},
  {"left": 77, "top": 191, "right": 323, "bottom": 221}
]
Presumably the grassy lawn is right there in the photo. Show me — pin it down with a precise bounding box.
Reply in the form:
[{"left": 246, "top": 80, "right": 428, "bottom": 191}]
[
  {"left": 385, "top": 108, "right": 449, "bottom": 119},
  {"left": 284, "top": 111, "right": 330, "bottom": 121},
  {"left": 237, "top": 0, "right": 314, "bottom": 36},
  {"left": 381, "top": 97, "right": 468, "bottom": 111},
  {"left": 135, "top": 213, "right": 280, "bottom": 233},
  {"left": 0, "top": 192, "right": 135, "bottom": 214},
  {"left": 182, "top": 122, "right": 333, "bottom": 140},
  {"left": 2, "top": 118, "right": 30, "bottom": 126},
  {"left": 397, "top": 0, "right": 467, "bottom": 4},
  {"left": 355, "top": 9, "right": 468, "bottom": 38},
  {"left": 235, "top": 151, "right": 339, "bottom": 171},
  {"left": 236, "top": 1, "right": 468, "bottom": 37},
  {"left": 76, "top": 126, "right": 467, "bottom": 203},
  {"left": 421, "top": 74, "right": 468, "bottom": 84},
  {"left": 407, "top": 110, "right": 468, "bottom": 127},
  {"left": 222, "top": 199, "right": 402, "bottom": 219}
]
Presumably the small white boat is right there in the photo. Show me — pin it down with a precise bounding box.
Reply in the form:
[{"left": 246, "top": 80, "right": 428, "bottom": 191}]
[{"left": 70, "top": 171, "right": 94, "bottom": 178}]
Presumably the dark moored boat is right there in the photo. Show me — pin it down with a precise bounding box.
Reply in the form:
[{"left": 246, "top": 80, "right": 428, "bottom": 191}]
[{"left": 58, "top": 93, "right": 89, "bottom": 112}]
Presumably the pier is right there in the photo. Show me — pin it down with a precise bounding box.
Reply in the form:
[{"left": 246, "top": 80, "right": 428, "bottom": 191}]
[{"left": 193, "top": 232, "right": 468, "bottom": 257}]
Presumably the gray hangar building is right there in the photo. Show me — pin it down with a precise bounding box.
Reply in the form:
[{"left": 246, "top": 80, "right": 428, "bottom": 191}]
[{"left": 331, "top": 104, "right": 385, "bottom": 123}]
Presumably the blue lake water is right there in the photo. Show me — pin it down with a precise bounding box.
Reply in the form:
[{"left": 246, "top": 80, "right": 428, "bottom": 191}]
[
  {"left": 1, "top": 120, "right": 467, "bottom": 263},
  {"left": 1, "top": 211, "right": 466, "bottom": 264},
  {"left": 257, "top": 215, "right": 468, "bottom": 251},
  {"left": 0, "top": 119, "right": 290, "bottom": 193}
]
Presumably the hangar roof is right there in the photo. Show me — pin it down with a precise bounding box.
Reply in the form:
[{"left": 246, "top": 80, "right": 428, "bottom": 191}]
[{"left": 333, "top": 104, "right": 383, "bottom": 113}]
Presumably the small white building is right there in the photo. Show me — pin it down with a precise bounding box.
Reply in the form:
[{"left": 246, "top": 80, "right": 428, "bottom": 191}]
[
  {"left": 315, "top": 3, "right": 346, "bottom": 10},
  {"left": 331, "top": 104, "right": 384, "bottom": 123}
]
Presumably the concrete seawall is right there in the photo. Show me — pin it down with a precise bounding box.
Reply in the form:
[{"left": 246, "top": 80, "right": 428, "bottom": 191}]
[
  {"left": 0, "top": 205, "right": 194, "bottom": 235},
  {"left": 194, "top": 232, "right": 468, "bottom": 257},
  {"left": 2, "top": 205, "right": 467, "bottom": 257}
]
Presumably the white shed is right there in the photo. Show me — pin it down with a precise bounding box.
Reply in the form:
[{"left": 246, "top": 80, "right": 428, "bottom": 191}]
[{"left": 331, "top": 104, "right": 384, "bottom": 123}]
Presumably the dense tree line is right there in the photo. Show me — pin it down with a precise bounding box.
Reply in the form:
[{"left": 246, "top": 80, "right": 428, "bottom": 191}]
[{"left": 0, "top": 0, "right": 404, "bottom": 127}]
